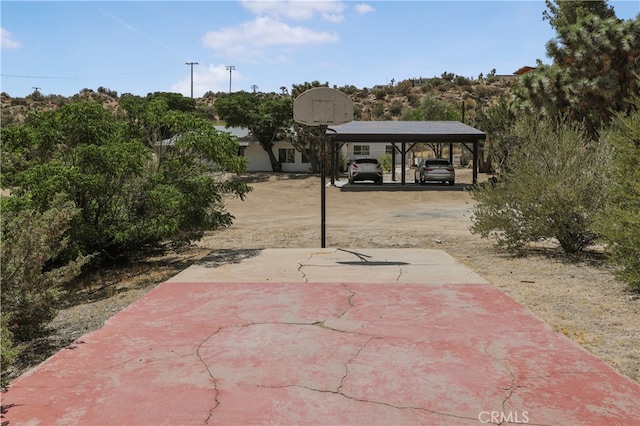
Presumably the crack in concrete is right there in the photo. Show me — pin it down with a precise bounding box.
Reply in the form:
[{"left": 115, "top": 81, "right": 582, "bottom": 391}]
[
  {"left": 196, "top": 328, "right": 223, "bottom": 424},
  {"left": 297, "top": 251, "right": 316, "bottom": 283},
  {"left": 337, "top": 336, "right": 376, "bottom": 393},
  {"left": 255, "top": 382, "right": 480, "bottom": 423},
  {"left": 482, "top": 341, "right": 531, "bottom": 426},
  {"left": 396, "top": 266, "right": 404, "bottom": 282},
  {"left": 339, "top": 284, "right": 356, "bottom": 318}
]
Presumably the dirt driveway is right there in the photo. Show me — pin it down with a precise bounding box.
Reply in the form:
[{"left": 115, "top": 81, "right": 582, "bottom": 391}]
[{"left": 198, "top": 169, "right": 639, "bottom": 383}]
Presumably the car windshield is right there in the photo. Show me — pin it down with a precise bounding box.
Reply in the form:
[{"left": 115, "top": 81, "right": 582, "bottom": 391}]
[
  {"left": 354, "top": 158, "right": 379, "bottom": 164},
  {"left": 425, "top": 160, "right": 450, "bottom": 166}
]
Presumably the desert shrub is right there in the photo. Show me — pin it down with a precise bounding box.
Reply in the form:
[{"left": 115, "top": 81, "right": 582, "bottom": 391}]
[
  {"left": 389, "top": 100, "right": 404, "bottom": 117},
  {"left": 374, "top": 89, "right": 388, "bottom": 100},
  {"left": 460, "top": 150, "right": 471, "bottom": 167},
  {"left": 1, "top": 315, "right": 19, "bottom": 390},
  {"left": 407, "top": 93, "right": 420, "bottom": 108},
  {"left": 1, "top": 195, "right": 89, "bottom": 341},
  {"left": 454, "top": 75, "right": 473, "bottom": 86},
  {"left": 0, "top": 195, "right": 88, "bottom": 388},
  {"left": 378, "top": 154, "right": 392, "bottom": 172},
  {"left": 471, "top": 115, "right": 610, "bottom": 253},
  {"left": 353, "top": 104, "right": 363, "bottom": 120},
  {"left": 394, "top": 80, "right": 413, "bottom": 96},
  {"left": 370, "top": 102, "right": 385, "bottom": 119},
  {"left": 11, "top": 97, "right": 27, "bottom": 106},
  {"left": 596, "top": 98, "right": 640, "bottom": 289}
]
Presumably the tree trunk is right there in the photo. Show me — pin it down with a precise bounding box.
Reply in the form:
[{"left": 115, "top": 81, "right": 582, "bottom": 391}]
[{"left": 262, "top": 143, "right": 282, "bottom": 172}]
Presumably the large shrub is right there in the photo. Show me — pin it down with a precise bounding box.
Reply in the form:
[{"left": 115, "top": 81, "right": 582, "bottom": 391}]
[
  {"left": 471, "top": 115, "right": 610, "bottom": 253},
  {"left": 1, "top": 98, "right": 250, "bottom": 265},
  {"left": 1, "top": 195, "right": 88, "bottom": 387},
  {"left": 0, "top": 195, "right": 88, "bottom": 341},
  {"left": 597, "top": 98, "right": 640, "bottom": 289}
]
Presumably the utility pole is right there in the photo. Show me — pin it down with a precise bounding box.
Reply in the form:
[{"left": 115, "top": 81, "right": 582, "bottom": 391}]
[
  {"left": 226, "top": 65, "right": 235, "bottom": 93},
  {"left": 32, "top": 86, "right": 42, "bottom": 93},
  {"left": 185, "top": 62, "right": 199, "bottom": 98},
  {"left": 251, "top": 84, "right": 258, "bottom": 93}
]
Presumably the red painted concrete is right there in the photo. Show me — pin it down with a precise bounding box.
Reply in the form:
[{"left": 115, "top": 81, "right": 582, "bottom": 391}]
[{"left": 3, "top": 282, "right": 639, "bottom": 425}]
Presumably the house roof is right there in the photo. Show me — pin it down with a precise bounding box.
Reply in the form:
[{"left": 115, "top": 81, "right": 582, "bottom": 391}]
[
  {"left": 329, "top": 121, "right": 486, "bottom": 143},
  {"left": 214, "top": 126, "right": 254, "bottom": 146},
  {"left": 514, "top": 66, "right": 536, "bottom": 76}
]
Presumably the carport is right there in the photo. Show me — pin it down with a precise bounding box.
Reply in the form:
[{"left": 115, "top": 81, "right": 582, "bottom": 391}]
[{"left": 329, "top": 121, "right": 486, "bottom": 185}]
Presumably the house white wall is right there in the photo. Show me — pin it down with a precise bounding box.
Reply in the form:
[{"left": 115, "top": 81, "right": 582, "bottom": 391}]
[
  {"left": 219, "top": 126, "right": 411, "bottom": 173},
  {"left": 240, "top": 138, "right": 313, "bottom": 172},
  {"left": 343, "top": 143, "right": 411, "bottom": 164}
]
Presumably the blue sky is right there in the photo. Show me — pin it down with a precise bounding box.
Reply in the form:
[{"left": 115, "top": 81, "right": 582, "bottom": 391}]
[{"left": 2, "top": 1, "right": 638, "bottom": 98}]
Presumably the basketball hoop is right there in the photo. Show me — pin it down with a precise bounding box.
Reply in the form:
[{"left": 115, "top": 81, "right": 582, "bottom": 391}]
[
  {"left": 293, "top": 87, "right": 354, "bottom": 127},
  {"left": 293, "top": 88, "right": 354, "bottom": 248}
]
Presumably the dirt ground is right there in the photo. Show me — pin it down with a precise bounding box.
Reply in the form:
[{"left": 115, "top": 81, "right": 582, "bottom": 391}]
[{"left": 9, "top": 169, "right": 639, "bottom": 385}]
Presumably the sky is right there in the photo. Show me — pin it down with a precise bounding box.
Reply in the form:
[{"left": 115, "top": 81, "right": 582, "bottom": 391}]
[{"left": 1, "top": 1, "right": 638, "bottom": 98}]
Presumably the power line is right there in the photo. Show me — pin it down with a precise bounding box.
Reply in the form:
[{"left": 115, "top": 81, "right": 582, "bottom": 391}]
[{"left": 1, "top": 66, "right": 184, "bottom": 81}]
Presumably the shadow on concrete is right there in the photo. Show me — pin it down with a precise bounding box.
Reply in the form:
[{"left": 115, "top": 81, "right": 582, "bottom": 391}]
[
  {"left": 336, "top": 261, "right": 409, "bottom": 266},
  {"left": 197, "top": 249, "right": 262, "bottom": 268}
]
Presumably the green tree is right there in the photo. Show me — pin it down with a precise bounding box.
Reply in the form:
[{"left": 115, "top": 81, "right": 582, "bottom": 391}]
[
  {"left": 215, "top": 91, "right": 293, "bottom": 172},
  {"left": 597, "top": 97, "right": 640, "bottom": 289},
  {"left": 514, "top": 0, "right": 640, "bottom": 138},
  {"left": 472, "top": 98, "right": 518, "bottom": 173},
  {"left": 1, "top": 97, "right": 250, "bottom": 264},
  {"left": 291, "top": 81, "right": 329, "bottom": 99},
  {"left": 471, "top": 115, "right": 610, "bottom": 254},
  {"left": 401, "top": 95, "right": 461, "bottom": 157}
]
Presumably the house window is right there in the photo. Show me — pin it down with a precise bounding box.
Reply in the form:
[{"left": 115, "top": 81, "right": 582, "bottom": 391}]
[
  {"left": 279, "top": 148, "right": 296, "bottom": 163},
  {"left": 302, "top": 148, "right": 311, "bottom": 163},
  {"left": 353, "top": 145, "right": 370, "bottom": 156},
  {"left": 385, "top": 145, "right": 394, "bottom": 155}
]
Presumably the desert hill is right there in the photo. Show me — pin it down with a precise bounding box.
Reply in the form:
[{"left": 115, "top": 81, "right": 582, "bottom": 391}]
[{"left": 1, "top": 74, "right": 515, "bottom": 128}]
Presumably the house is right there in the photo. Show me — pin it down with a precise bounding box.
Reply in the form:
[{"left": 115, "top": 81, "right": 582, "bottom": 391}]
[
  {"left": 216, "top": 126, "right": 412, "bottom": 173},
  {"left": 513, "top": 66, "right": 536, "bottom": 76},
  {"left": 215, "top": 126, "right": 312, "bottom": 173}
]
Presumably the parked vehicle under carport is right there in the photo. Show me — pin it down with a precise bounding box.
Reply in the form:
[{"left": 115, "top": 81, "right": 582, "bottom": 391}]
[
  {"left": 348, "top": 158, "right": 383, "bottom": 185},
  {"left": 414, "top": 159, "right": 455, "bottom": 185}
]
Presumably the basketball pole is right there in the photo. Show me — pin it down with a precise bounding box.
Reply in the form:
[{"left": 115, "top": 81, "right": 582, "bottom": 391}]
[{"left": 320, "top": 124, "right": 327, "bottom": 248}]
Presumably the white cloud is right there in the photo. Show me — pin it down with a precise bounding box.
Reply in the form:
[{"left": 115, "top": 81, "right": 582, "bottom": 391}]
[
  {"left": 202, "top": 16, "right": 339, "bottom": 61},
  {"left": 1, "top": 28, "right": 21, "bottom": 49},
  {"left": 171, "top": 64, "right": 234, "bottom": 97},
  {"left": 240, "top": 0, "right": 346, "bottom": 22},
  {"left": 353, "top": 3, "right": 374, "bottom": 15}
]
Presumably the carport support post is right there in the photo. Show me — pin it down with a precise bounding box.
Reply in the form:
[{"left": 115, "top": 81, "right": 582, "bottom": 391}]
[
  {"left": 401, "top": 142, "right": 406, "bottom": 185},
  {"left": 473, "top": 140, "right": 479, "bottom": 185},
  {"left": 330, "top": 138, "right": 336, "bottom": 186},
  {"left": 391, "top": 143, "right": 397, "bottom": 182}
]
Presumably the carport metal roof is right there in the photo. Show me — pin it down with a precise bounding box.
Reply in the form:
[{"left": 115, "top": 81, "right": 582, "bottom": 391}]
[
  {"left": 329, "top": 120, "right": 487, "bottom": 185},
  {"left": 330, "top": 120, "right": 486, "bottom": 143}
]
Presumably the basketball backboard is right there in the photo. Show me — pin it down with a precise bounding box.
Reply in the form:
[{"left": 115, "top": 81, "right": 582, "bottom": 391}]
[{"left": 293, "top": 87, "right": 354, "bottom": 126}]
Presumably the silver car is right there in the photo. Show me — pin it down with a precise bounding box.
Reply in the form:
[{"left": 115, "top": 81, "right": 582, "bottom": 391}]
[
  {"left": 414, "top": 158, "right": 455, "bottom": 185},
  {"left": 348, "top": 157, "right": 383, "bottom": 185}
]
